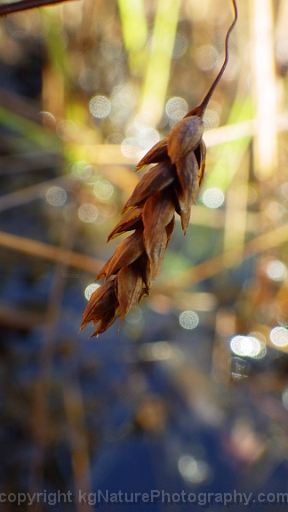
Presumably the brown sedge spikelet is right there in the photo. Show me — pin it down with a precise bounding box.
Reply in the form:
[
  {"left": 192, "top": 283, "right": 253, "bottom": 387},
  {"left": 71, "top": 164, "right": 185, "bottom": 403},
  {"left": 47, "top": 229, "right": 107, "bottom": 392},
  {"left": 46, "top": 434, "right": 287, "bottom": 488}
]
[{"left": 81, "top": 0, "right": 238, "bottom": 337}]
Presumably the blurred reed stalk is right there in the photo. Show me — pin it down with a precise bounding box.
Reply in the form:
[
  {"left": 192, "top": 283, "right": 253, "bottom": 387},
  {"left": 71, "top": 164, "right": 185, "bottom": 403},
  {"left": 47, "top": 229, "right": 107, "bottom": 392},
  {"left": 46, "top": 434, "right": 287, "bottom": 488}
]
[{"left": 250, "top": 0, "right": 278, "bottom": 180}]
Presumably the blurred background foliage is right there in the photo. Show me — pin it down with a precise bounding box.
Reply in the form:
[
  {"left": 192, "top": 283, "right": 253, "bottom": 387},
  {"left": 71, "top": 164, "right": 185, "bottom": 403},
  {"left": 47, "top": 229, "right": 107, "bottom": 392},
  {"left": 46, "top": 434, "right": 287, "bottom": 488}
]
[{"left": 1, "top": 0, "right": 288, "bottom": 510}]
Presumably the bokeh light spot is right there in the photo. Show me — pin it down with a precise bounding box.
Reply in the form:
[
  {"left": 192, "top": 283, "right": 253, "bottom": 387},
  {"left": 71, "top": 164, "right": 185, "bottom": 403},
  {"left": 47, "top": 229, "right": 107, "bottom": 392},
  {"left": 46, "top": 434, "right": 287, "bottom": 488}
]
[
  {"left": 203, "top": 109, "right": 220, "bottom": 130},
  {"left": 78, "top": 203, "right": 99, "bottom": 223},
  {"left": 105, "top": 133, "right": 124, "bottom": 144},
  {"left": 178, "top": 455, "right": 210, "bottom": 484},
  {"left": 172, "top": 33, "right": 188, "bottom": 59},
  {"left": 72, "top": 161, "right": 94, "bottom": 180},
  {"left": 222, "top": 53, "right": 239, "bottom": 81},
  {"left": 282, "top": 388, "right": 288, "bottom": 410},
  {"left": 202, "top": 188, "right": 224, "bottom": 208},
  {"left": 121, "top": 137, "right": 141, "bottom": 158},
  {"left": 134, "top": 111, "right": 156, "bottom": 131},
  {"left": 84, "top": 283, "right": 100, "bottom": 301},
  {"left": 179, "top": 310, "right": 199, "bottom": 330},
  {"left": 89, "top": 95, "right": 111, "bottom": 119},
  {"left": 270, "top": 327, "right": 288, "bottom": 347},
  {"left": 138, "top": 127, "right": 160, "bottom": 149},
  {"left": 165, "top": 97, "right": 188, "bottom": 121},
  {"left": 230, "top": 335, "right": 263, "bottom": 358},
  {"left": 94, "top": 180, "right": 114, "bottom": 201},
  {"left": 46, "top": 186, "right": 67, "bottom": 206},
  {"left": 265, "top": 260, "right": 287, "bottom": 281},
  {"left": 264, "top": 201, "right": 282, "bottom": 220},
  {"left": 111, "top": 83, "right": 139, "bottom": 110},
  {"left": 125, "top": 306, "right": 143, "bottom": 325},
  {"left": 195, "top": 44, "right": 218, "bottom": 71}
]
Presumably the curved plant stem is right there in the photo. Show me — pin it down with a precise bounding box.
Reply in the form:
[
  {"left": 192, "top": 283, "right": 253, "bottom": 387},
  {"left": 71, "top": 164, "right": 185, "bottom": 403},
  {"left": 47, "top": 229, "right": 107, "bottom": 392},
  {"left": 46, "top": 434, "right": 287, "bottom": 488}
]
[{"left": 187, "top": 0, "right": 238, "bottom": 118}]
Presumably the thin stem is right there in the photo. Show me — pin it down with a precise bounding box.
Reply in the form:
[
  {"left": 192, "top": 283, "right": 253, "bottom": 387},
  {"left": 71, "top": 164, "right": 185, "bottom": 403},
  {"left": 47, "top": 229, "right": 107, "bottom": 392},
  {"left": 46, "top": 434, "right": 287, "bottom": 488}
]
[
  {"left": 190, "top": 0, "right": 238, "bottom": 118},
  {"left": 0, "top": 0, "right": 76, "bottom": 17}
]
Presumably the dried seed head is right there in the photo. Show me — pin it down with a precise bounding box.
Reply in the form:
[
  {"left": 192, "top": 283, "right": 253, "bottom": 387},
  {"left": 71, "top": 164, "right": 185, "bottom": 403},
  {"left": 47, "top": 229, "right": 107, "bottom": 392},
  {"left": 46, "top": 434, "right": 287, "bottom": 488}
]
[
  {"left": 81, "top": 0, "right": 238, "bottom": 336},
  {"left": 81, "top": 120, "right": 205, "bottom": 336}
]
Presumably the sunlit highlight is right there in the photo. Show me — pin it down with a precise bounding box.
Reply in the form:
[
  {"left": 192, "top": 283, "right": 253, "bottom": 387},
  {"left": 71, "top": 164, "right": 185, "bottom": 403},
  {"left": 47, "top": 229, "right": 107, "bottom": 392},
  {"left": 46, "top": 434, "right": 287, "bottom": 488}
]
[
  {"left": 248, "top": 332, "right": 267, "bottom": 359},
  {"left": 252, "top": 0, "right": 278, "bottom": 179},
  {"left": 270, "top": 327, "right": 288, "bottom": 347},
  {"left": 172, "top": 33, "right": 188, "bottom": 59},
  {"left": 282, "top": 388, "right": 288, "bottom": 410},
  {"left": 84, "top": 283, "right": 100, "bottom": 301},
  {"left": 105, "top": 133, "right": 124, "bottom": 144},
  {"left": 134, "top": 111, "right": 156, "bottom": 130},
  {"left": 165, "top": 96, "right": 188, "bottom": 121},
  {"left": 139, "top": 341, "right": 172, "bottom": 361},
  {"left": 179, "top": 310, "right": 199, "bottom": 330},
  {"left": 89, "top": 95, "right": 111, "bottom": 119},
  {"left": 140, "top": 0, "right": 181, "bottom": 123},
  {"left": 72, "top": 162, "right": 94, "bottom": 180},
  {"left": 121, "top": 137, "right": 141, "bottom": 158},
  {"left": 46, "top": 186, "right": 67, "bottom": 207},
  {"left": 230, "top": 335, "right": 265, "bottom": 358},
  {"left": 202, "top": 188, "right": 224, "bottom": 209},
  {"left": 203, "top": 109, "right": 220, "bottom": 130},
  {"left": 195, "top": 44, "right": 218, "bottom": 71},
  {"left": 138, "top": 127, "right": 160, "bottom": 149},
  {"left": 178, "top": 455, "right": 210, "bottom": 484},
  {"left": 125, "top": 306, "right": 143, "bottom": 324},
  {"left": 94, "top": 180, "right": 114, "bottom": 201},
  {"left": 265, "top": 260, "right": 287, "bottom": 282},
  {"left": 78, "top": 203, "right": 99, "bottom": 223}
]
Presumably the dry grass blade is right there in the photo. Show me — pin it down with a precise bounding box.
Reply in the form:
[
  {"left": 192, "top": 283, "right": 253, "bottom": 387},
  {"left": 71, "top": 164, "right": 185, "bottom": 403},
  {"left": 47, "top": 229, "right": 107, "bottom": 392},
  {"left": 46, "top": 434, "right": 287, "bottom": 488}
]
[{"left": 81, "top": 0, "right": 238, "bottom": 336}]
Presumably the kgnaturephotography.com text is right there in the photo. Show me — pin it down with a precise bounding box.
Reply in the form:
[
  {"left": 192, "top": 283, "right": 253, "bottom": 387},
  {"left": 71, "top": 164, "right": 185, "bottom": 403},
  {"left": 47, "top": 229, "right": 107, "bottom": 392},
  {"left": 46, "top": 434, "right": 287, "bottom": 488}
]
[{"left": 2, "top": 490, "right": 288, "bottom": 507}]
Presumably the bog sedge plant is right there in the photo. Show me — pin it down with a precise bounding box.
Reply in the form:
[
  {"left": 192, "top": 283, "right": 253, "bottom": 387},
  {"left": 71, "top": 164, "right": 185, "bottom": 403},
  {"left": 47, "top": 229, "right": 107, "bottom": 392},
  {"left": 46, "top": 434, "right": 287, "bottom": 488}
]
[
  {"left": 81, "top": 0, "right": 238, "bottom": 336},
  {"left": 0, "top": 0, "right": 238, "bottom": 336}
]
